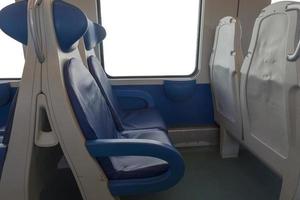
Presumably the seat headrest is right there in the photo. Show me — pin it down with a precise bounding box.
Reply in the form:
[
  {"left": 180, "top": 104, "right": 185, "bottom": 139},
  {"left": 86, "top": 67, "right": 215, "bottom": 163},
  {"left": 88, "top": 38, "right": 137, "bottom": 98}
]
[
  {"left": 0, "top": 1, "right": 28, "bottom": 45},
  {"left": 83, "top": 20, "right": 106, "bottom": 50},
  {"left": 53, "top": 0, "right": 88, "bottom": 52},
  {"left": 0, "top": 0, "right": 88, "bottom": 52}
]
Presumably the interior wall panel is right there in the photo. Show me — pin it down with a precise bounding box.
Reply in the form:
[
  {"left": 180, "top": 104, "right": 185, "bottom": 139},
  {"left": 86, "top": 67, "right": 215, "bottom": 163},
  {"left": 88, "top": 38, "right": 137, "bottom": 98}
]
[
  {"left": 198, "top": 0, "right": 238, "bottom": 83},
  {"left": 238, "top": 0, "right": 271, "bottom": 53}
]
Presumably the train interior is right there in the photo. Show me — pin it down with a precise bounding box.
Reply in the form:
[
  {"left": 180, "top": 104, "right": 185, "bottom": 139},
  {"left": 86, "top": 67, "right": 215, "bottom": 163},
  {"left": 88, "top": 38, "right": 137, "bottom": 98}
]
[{"left": 0, "top": 0, "right": 299, "bottom": 200}]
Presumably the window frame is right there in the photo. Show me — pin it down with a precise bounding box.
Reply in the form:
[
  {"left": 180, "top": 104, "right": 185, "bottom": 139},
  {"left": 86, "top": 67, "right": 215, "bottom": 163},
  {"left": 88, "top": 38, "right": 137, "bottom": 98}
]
[
  {"left": 0, "top": 0, "right": 25, "bottom": 80},
  {"left": 97, "top": 0, "right": 203, "bottom": 79}
]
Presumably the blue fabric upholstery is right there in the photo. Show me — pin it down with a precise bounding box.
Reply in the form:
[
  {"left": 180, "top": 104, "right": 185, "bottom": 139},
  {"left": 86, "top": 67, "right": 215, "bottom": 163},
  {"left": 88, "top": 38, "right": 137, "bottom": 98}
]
[
  {"left": 0, "top": 83, "right": 11, "bottom": 106},
  {"left": 0, "top": 84, "right": 15, "bottom": 137},
  {"left": 122, "top": 108, "right": 167, "bottom": 131},
  {"left": 84, "top": 20, "right": 106, "bottom": 50},
  {"left": 0, "top": 144, "right": 7, "bottom": 176},
  {"left": 100, "top": 129, "right": 171, "bottom": 180},
  {"left": 87, "top": 56, "right": 125, "bottom": 129},
  {"left": 53, "top": 0, "right": 88, "bottom": 52},
  {"left": 64, "top": 58, "right": 184, "bottom": 194},
  {"left": 0, "top": 84, "right": 11, "bottom": 136},
  {"left": 0, "top": 126, "right": 5, "bottom": 137},
  {"left": 0, "top": 0, "right": 88, "bottom": 50},
  {"left": 0, "top": 0, "right": 27, "bottom": 45},
  {"left": 86, "top": 137, "right": 184, "bottom": 196},
  {"left": 63, "top": 58, "right": 118, "bottom": 140},
  {"left": 88, "top": 55, "right": 167, "bottom": 131},
  {"left": 0, "top": 90, "right": 18, "bottom": 176},
  {"left": 3, "top": 90, "right": 18, "bottom": 145}
]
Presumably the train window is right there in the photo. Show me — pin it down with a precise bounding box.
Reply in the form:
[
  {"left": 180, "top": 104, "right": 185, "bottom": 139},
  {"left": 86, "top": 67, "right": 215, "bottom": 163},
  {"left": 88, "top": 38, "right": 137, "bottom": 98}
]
[
  {"left": 100, "top": 0, "right": 201, "bottom": 77},
  {"left": 0, "top": 1, "right": 25, "bottom": 79}
]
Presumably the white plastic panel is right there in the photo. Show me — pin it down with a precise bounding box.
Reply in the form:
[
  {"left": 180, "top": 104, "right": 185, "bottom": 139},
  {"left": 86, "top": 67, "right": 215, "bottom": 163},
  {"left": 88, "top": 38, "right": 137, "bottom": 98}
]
[
  {"left": 245, "top": 13, "right": 288, "bottom": 157},
  {"left": 210, "top": 16, "right": 244, "bottom": 140},
  {"left": 240, "top": 2, "right": 300, "bottom": 175}
]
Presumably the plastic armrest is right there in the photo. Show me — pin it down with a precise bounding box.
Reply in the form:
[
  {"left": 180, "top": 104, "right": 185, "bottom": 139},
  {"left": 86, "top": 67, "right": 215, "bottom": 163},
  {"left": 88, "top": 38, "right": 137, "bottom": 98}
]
[
  {"left": 114, "top": 89, "right": 155, "bottom": 108},
  {"left": 86, "top": 138, "right": 185, "bottom": 196}
]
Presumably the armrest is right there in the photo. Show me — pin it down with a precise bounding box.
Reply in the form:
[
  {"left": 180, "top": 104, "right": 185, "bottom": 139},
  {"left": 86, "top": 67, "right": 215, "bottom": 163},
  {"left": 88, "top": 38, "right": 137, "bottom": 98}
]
[
  {"left": 114, "top": 89, "right": 155, "bottom": 108},
  {"left": 86, "top": 138, "right": 185, "bottom": 196},
  {"left": 0, "top": 83, "right": 11, "bottom": 107},
  {"left": 86, "top": 138, "right": 179, "bottom": 162}
]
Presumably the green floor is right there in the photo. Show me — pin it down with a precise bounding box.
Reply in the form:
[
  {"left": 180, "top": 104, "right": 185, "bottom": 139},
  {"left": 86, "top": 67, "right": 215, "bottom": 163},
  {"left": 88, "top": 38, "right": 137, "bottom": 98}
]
[
  {"left": 41, "top": 147, "right": 282, "bottom": 200},
  {"left": 122, "top": 148, "right": 282, "bottom": 200}
]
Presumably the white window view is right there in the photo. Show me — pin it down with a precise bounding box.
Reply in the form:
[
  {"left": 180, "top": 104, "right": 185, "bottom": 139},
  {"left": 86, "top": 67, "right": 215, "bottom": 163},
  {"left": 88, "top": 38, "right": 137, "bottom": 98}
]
[
  {"left": 0, "top": 1, "right": 25, "bottom": 79},
  {"left": 101, "top": 0, "right": 200, "bottom": 77}
]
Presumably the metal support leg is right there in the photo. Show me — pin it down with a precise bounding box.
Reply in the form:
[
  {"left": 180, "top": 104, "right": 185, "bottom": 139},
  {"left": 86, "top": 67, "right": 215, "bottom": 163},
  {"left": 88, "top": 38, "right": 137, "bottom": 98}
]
[{"left": 220, "top": 126, "right": 239, "bottom": 158}]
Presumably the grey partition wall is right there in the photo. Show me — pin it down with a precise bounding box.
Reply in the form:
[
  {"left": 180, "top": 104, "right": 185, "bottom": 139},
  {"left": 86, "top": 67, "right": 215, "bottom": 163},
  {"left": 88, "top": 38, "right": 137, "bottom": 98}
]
[
  {"left": 210, "top": 16, "right": 244, "bottom": 141},
  {"left": 210, "top": 17, "right": 244, "bottom": 159},
  {"left": 240, "top": 2, "right": 300, "bottom": 199}
]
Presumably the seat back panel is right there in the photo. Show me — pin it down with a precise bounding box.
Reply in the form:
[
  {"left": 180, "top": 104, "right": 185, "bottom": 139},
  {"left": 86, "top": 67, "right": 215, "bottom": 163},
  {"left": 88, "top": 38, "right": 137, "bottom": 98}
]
[
  {"left": 240, "top": 2, "right": 300, "bottom": 173},
  {"left": 210, "top": 16, "right": 243, "bottom": 139},
  {"left": 64, "top": 58, "right": 118, "bottom": 140}
]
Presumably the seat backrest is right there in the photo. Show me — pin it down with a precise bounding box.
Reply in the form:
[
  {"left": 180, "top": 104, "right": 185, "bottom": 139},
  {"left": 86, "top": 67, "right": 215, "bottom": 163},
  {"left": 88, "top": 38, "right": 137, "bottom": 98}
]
[
  {"left": 0, "top": 0, "right": 27, "bottom": 45},
  {"left": 0, "top": 83, "right": 13, "bottom": 136},
  {"left": 64, "top": 58, "right": 118, "bottom": 140},
  {"left": 83, "top": 23, "right": 125, "bottom": 130},
  {"left": 209, "top": 16, "right": 243, "bottom": 139},
  {"left": 3, "top": 89, "right": 18, "bottom": 145},
  {"left": 240, "top": 2, "right": 300, "bottom": 173},
  {"left": 0, "top": 90, "right": 18, "bottom": 177}
]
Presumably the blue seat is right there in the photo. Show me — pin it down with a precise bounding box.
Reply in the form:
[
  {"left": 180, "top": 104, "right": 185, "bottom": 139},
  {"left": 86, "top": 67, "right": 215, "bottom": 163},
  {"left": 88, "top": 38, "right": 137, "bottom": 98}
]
[
  {"left": 84, "top": 24, "right": 167, "bottom": 131},
  {"left": 0, "top": 83, "right": 13, "bottom": 136},
  {"left": 0, "top": 0, "right": 183, "bottom": 195},
  {"left": 0, "top": 90, "right": 17, "bottom": 137},
  {"left": 64, "top": 58, "right": 184, "bottom": 195},
  {"left": 0, "top": 127, "right": 5, "bottom": 136},
  {"left": 100, "top": 128, "right": 171, "bottom": 180},
  {"left": 0, "top": 90, "right": 18, "bottom": 176},
  {"left": 88, "top": 56, "right": 167, "bottom": 131}
]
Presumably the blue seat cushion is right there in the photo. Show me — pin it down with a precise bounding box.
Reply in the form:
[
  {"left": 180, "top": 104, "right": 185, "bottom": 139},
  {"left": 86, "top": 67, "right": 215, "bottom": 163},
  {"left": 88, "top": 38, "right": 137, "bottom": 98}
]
[
  {"left": 122, "top": 108, "right": 167, "bottom": 131},
  {"left": 99, "top": 129, "right": 171, "bottom": 180},
  {"left": 88, "top": 56, "right": 125, "bottom": 129},
  {"left": 0, "top": 126, "right": 5, "bottom": 137},
  {"left": 84, "top": 20, "right": 106, "bottom": 50},
  {"left": 0, "top": 144, "right": 6, "bottom": 175},
  {"left": 88, "top": 55, "right": 167, "bottom": 131},
  {"left": 0, "top": 83, "right": 12, "bottom": 137},
  {"left": 64, "top": 58, "right": 172, "bottom": 181},
  {"left": 64, "top": 58, "right": 118, "bottom": 140}
]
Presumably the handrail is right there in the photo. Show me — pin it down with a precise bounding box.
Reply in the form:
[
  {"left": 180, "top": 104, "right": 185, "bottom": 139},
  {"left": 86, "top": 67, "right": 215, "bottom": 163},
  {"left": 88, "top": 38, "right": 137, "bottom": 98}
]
[
  {"left": 28, "top": 0, "right": 45, "bottom": 63},
  {"left": 286, "top": 4, "right": 300, "bottom": 62}
]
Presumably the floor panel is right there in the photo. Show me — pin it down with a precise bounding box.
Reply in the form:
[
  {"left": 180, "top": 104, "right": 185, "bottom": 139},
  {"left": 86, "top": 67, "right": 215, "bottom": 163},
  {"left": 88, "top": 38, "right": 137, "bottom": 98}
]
[{"left": 41, "top": 147, "right": 282, "bottom": 200}]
